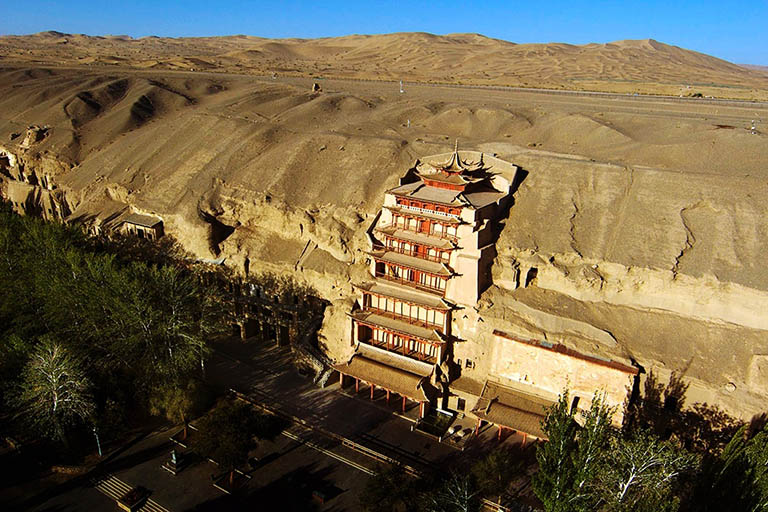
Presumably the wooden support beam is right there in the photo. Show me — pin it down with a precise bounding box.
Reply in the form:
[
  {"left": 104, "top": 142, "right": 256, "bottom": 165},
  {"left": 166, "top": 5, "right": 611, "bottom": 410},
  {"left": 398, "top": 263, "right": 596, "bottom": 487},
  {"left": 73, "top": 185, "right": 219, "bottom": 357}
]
[
  {"left": 339, "top": 373, "right": 344, "bottom": 387},
  {"left": 498, "top": 426, "right": 502, "bottom": 441},
  {"left": 522, "top": 433, "right": 528, "bottom": 448},
  {"left": 402, "top": 396, "right": 406, "bottom": 413},
  {"left": 474, "top": 418, "right": 481, "bottom": 437},
  {"left": 355, "top": 378, "right": 359, "bottom": 393},
  {"left": 386, "top": 390, "right": 390, "bottom": 403},
  {"left": 370, "top": 383, "right": 375, "bottom": 400}
]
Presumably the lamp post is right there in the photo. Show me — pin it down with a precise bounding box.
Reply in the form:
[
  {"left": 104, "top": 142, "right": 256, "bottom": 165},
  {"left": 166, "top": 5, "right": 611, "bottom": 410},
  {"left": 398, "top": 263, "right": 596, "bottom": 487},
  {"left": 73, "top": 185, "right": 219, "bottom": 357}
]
[{"left": 93, "top": 426, "right": 102, "bottom": 457}]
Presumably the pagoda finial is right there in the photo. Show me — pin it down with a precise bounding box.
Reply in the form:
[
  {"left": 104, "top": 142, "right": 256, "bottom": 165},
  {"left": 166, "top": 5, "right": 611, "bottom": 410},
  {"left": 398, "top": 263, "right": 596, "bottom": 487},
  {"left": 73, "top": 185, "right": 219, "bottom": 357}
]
[{"left": 454, "top": 139, "right": 459, "bottom": 155}]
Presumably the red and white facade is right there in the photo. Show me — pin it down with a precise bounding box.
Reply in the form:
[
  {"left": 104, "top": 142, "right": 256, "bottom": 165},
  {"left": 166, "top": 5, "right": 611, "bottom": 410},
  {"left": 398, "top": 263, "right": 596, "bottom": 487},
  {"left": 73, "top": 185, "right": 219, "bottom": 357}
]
[{"left": 336, "top": 148, "right": 513, "bottom": 417}]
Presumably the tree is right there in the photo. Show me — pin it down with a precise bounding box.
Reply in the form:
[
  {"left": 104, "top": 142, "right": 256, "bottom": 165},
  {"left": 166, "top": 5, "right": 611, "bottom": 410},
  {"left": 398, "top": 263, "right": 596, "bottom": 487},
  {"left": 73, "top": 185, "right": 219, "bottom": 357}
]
[
  {"left": 696, "top": 425, "right": 756, "bottom": 511},
  {"left": 595, "top": 430, "right": 698, "bottom": 512},
  {"left": 359, "top": 464, "right": 417, "bottom": 512},
  {"left": 533, "top": 389, "right": 617, "bottom": 512},
  {"left": 14, "top": 336, "right": 94, "bottom": 446},
  {"left": 570, "top": 392, "right": 615, "bottom": 512},
  {"left": 148, "top": 379, "right": 211, "bottom": 438},
  {"left": 196, "top": 401, "right": 259, "bottom": 487},
  {"left": 745, "top": 423, "right": 768, "bottom": 511},
  {"left": 532, "top": 389, "right": 579, "bottom": 512},
  {"left": 471, "top": 446, "right": 524, "bottom": 504},
  {"left": 425, "top": 473, "right": 480, "bottom": 512}
]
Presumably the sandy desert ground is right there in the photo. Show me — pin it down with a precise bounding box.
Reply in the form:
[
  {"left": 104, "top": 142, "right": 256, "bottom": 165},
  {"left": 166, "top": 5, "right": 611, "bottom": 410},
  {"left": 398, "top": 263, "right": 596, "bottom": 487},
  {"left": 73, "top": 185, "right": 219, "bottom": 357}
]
[
  {"left": 1, "top": 32, "right": 768, "bottom": 420},
  {"left": 2, "top": 31, "right": 768, "bottom": 99}
]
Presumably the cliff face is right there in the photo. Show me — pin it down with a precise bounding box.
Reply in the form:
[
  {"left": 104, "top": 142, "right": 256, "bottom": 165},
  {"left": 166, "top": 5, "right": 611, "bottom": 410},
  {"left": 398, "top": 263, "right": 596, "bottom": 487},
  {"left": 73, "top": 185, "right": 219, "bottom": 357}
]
[{"left": 1, "top": 67, "right": 767, "bottom": 420}]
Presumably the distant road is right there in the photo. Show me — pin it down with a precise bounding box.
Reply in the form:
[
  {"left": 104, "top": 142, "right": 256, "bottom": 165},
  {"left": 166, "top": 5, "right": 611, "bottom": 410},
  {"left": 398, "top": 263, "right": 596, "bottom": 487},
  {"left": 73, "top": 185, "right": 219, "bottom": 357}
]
[
  {"left": 3, "top": 63, "right": 766, "bottom": 125},
  {"left": 280, "top": 74, "right": 768, "bottom": 108},
  {"left": 3, "top": 61, "right": 767, "bottom": 108}
]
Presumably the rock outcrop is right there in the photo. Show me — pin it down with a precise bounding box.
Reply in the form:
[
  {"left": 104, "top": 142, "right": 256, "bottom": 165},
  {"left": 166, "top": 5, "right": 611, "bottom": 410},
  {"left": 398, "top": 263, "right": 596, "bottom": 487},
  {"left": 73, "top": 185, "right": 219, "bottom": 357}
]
[{"left": 1, "top": 67, "right": 767, "bottom": 421}]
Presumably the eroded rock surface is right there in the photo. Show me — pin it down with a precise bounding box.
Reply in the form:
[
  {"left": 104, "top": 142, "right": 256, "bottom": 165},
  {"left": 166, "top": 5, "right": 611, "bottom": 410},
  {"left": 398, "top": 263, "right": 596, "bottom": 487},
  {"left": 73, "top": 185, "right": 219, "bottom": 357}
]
[{"left": 1, "top": 67, "right": 767, "bottom": 420}]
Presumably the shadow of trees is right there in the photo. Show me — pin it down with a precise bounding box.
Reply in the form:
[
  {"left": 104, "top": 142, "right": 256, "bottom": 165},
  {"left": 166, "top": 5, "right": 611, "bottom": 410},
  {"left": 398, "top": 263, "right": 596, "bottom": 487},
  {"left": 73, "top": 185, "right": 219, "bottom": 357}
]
[{"left": 625, "top": 371, "right": 743, "bottom": 454}]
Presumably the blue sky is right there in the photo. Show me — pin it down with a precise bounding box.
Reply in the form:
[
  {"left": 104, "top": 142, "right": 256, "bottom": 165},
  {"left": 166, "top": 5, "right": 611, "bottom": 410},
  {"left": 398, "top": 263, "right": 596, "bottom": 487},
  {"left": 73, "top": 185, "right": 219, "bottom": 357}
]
[{"left": 2, "top": 1, "right": 766, "bottom": 64}]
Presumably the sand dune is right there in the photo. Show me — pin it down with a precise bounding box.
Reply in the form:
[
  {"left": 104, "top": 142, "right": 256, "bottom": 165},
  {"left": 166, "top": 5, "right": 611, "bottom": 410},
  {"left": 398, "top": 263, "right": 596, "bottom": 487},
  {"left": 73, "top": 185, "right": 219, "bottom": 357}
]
[{"left": 2, "top": 32, "right": 767, "bottom": 99}]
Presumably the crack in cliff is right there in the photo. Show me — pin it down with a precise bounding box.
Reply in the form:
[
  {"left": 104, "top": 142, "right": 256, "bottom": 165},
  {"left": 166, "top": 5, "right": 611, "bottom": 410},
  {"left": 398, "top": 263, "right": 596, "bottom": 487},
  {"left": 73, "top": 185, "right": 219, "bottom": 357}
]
[
  {"left": 672, "top": 204, "right": 698, "bottom": 278},
  {"left": 569, "top": 194, "right": 583, "bottom": 258}
]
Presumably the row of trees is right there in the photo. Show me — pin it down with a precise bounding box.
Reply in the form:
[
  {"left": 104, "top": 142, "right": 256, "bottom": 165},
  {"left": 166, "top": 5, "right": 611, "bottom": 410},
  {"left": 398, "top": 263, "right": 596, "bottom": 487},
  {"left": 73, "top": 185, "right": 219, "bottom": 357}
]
[
  {"left": 360, "top": 386, "right": 767, "bottom": 512},
  {"left": 360, "top": 447, "right": 528, "bottom": 512},
  {"left": 0, "top": 201, "right": 230, "bottom": 452},
  {"left": 533, "top": 389, "right": 768, "bottom": 512}
]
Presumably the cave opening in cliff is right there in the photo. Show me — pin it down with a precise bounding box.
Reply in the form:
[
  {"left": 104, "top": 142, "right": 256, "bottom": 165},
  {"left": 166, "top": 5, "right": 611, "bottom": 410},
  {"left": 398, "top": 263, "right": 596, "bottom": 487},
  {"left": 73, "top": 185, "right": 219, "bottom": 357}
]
[
  {"left": 0, "top": 155, "right": 10, "bottom": 177},
  {"left": 199, "top": 210, "right": 236, "bottom": 256},
  {"left": 525, "top": 267, "right": 538, "bottom": 287}
]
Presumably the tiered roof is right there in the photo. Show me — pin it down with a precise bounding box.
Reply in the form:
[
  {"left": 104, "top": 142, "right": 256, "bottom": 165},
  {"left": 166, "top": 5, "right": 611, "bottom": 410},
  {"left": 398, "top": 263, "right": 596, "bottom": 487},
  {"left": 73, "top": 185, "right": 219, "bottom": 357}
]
[
  {"left": 425, "top": 142, "right": 486, "bottom": 174},
  {"left": 354, "top": 280, "right": 454, "bottom": 310},
  {"left": 383, "top": 204, "right": 464, "bottom": 224},
  {"left": 348, "top": 309, "right": 447, "bottom": 345},
  {"left": 334, "top": 355, "right": 430, "bottom": 402},
  {"left": 388, "top": 146, "right": 506, "bottom": 209},
  {"left": 374, "top": 225, "right": 458, "bottom": 250},
  {"left": 122, "top": 212, "right": 162, "bottom": 228},
  {"left": 471, "top": 381, "right": 553, "bottom": 439},
  {"left": 369, "top": 249, "right": 454, "bottom": 277}
]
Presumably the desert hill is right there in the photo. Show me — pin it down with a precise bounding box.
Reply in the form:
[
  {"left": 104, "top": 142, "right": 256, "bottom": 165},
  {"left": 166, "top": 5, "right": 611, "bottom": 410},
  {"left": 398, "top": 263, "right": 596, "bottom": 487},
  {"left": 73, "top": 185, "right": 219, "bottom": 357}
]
[
  {"left": 1, "top": 32, "right": 767, "bottom": 99},
  {"left": 1, "top": 55, "right": 767, "bottom": 421}
]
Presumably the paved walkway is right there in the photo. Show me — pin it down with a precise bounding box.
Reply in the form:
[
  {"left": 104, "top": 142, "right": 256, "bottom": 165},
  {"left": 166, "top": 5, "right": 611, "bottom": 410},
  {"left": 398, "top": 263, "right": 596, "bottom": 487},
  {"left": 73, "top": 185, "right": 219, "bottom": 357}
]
[{"left": 206, "top": 340, "right": 519, "bottom": 473}]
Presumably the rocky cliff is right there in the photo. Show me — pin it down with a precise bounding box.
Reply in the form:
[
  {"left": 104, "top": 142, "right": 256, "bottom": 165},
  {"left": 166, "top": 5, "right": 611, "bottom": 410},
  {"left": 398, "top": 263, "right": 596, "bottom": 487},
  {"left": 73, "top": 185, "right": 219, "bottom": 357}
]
[{"left": 1, "top": 66, "right": 767, "bottom": 420}]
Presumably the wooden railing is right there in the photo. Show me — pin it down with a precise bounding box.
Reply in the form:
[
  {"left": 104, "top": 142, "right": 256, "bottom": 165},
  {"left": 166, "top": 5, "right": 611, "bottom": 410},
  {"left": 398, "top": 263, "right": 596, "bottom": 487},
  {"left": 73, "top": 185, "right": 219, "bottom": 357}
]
[
  {"left": 378, "top": 223, "right": 458, "bottom": 243},
  {"left": 364, "top": 305, "right": 445, "bottom": 331},
  {"left": 376, "top": 272, "right": 446, "bottom": 295},
  {"left": 360, "top": 338, "right": 437, "bottom": 365}
]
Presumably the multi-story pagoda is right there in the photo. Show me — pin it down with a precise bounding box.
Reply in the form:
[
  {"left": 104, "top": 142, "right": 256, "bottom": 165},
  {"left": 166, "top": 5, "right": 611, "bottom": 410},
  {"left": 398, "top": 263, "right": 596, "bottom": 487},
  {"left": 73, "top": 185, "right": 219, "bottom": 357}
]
[{"left": 335, "top": 146, "right": 512, "bottom": 418}]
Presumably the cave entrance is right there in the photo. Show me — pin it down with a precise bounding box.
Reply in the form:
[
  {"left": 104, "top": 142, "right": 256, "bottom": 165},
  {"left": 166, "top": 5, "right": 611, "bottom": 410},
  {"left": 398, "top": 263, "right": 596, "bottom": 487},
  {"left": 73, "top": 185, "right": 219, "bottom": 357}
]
[
  {"left": 242, "top": 318, "right": 260, "bottom": 340},
  {"left": 525, "top": 267, "right": 538, "bottom": 287},
  {"left": 278, "top": 325, "right": 290, "bottom": 347}
]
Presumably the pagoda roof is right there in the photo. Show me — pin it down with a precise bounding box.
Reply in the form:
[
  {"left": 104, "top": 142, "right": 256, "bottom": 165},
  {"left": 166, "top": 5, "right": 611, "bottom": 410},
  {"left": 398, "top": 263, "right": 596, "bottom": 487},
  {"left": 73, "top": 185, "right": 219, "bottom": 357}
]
[
  {"left": 383, "top": 205, "right": 464, "bottom": 224},
  {"left": 389, "top": 181, "right": 465, "bottom": 206},
  {"left": 122, "top": 213, "right": 162, "bottom": 228},
  {"left": 388, "top": 181, "right": 505, "bottom": 210},
  {"left": 369, "top": 249, "right": 454, "bottom": 277},
  {"left": 417, "top": 171, "right": 483, "bottom": 186},
  {"left": 470, "top": 381, "right": 553, "bottom": 440},
  {"left": 348, "top": 309, "right": 447, "bottom": 345},
  {"left": 354, "top": 280, "right": 454, "bottom": 310},
  {"left": 374, "top": 226, "right": 457, "bottom": 250},
  {"left": 357, "top": 343, "right": 434, "bottom": 377},
  {"left": 426, "top": 143, "right": 486, "bottom": 174},
  {"left": 334, "top": 355, "right": 430, "bottom": 402}
]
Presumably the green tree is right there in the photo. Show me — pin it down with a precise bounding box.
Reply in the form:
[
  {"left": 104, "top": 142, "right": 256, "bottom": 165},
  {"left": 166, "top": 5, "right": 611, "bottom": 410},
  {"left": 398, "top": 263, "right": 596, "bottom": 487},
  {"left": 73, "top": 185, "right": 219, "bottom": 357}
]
[
  {"left": 359, "top": 464, "right": 417, "bottom": 512},
  {"left": 532, "top": 389, "right": 579, "bottom": 512},
  {"left": 196, "top": 401, "right": 259, "bottom": 487},
  {"left": 696, "top": 425, "right": 757, "bottom": 511},
  {"left": 746, "top": 423, "right": 768, "bottom": 511},
  {"left": 570, "top": 392, "right": 615, "bottom": 511},
  {"left": 595, "top": 430, "right": 698, "bottom": 512},
  {"left": 148, "top": 379, "right": 211, "bottom": 438},
  {"left": 14, "top": 336, "right": 94, "bottom": 445},
  {"left": 471, "top": 446, "right": 523, "bottom": 504}
]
